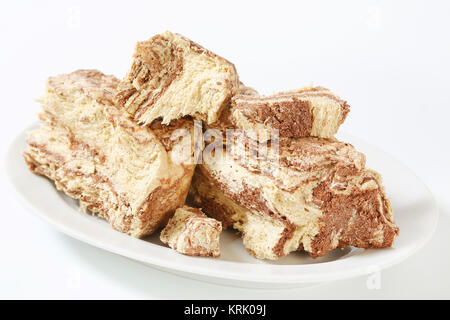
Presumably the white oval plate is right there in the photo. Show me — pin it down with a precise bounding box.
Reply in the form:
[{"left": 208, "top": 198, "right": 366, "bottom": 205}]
[{"left": 6, "top": 124, "right": 438, "bottom": 289}]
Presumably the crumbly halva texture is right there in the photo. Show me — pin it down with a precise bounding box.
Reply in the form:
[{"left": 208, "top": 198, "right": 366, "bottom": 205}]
[
  {"left": 189, "top": 131, "right": 399, "bottom": 259},
  {"left": 24, "top": 70, "right": 196, "bottom": 238},
  {"left": 230, "top": 86, "right": 350, "bottom": 142},
  {"left": 160, "top": 206, "right": 222, "bottom": 257},
  {"left": 206, "top": 82, "right": 259, "bottom": 133},
  {"left": 114, "top": 31, "right": 240, "bottom": 125},
  {"left": 24, "top": 32, "right": 398, "bottom": 261},
  {"left": 237, "top": 81, "right": 259, "bottom": 97}
]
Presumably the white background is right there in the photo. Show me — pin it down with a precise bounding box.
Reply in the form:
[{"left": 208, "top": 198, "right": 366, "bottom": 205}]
[{"left": 1, "top": 0, "right": 449, "bottom": 299}]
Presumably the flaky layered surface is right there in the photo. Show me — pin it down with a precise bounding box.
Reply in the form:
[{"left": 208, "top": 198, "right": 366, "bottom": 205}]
[
  {"left": 160, "top": 206, "right": 222, "bottom": 257},
  {"left": 24, "top": 70, "right": 196, "bottom": 238},
  {"left": 189, "top": 131, "right": 399, "bottom": 259},
  {"left": 231, "top": 86, "right": 350, "bottom": 141},
  {"left": 115, "top": 31, "right": 240, "bottom": 125}
]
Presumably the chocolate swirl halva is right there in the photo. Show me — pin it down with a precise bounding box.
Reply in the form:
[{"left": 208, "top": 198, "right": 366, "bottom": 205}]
[
  {"left": 230, "top": 86, "right": 350, "bottom": 142},
  {"left": 24, "top": 70, "right": 196, "bottom": 237},
  {"left": 160, "top": 206, "right": 222, "bottom": 258},
  {"left": 189, "top": 131, "right": 399, "bottom": 259},
  {"left": 115, "top": 31, "right": 240, "bottom": 125}
]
